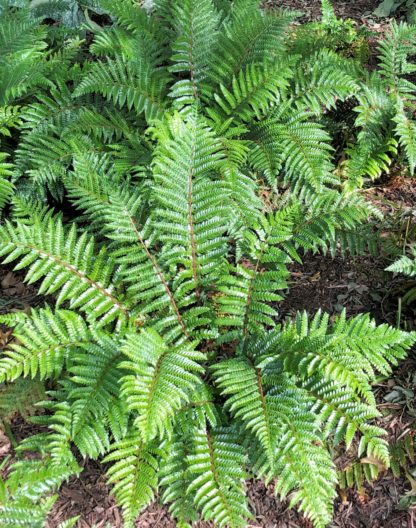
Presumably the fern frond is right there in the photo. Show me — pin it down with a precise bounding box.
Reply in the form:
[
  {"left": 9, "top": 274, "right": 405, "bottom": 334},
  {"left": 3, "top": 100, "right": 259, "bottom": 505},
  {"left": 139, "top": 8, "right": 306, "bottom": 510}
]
[
  {"left": 377, "top": 21, "right": 416, "bottom": 99},
  {"left": 210, "top": 6, "right": 295, "bottom": 87},
  {"left": 394, "top": 102, "right": 416, "bottom": 175},
  {"left": 160, "top": 417, "right": 200, "bottom": 526},
  {"left": 270, "top": 390, "right": 337, "bottom": 528},
  {"left": 68, "top": 333, "right": 122, "bottom": 442},
  {"left": 65, "top": 163, "right": 190, "bottom": 341},
  {"left": 0, "top": 308, "right": 91, "bottom": 382},
  {"left": 387, "top": 248, "right": 416, "bottom": 304},
  {"left": 300, "top": 374, "right": 380, "bottom": 447},
  {"left": 0, "top": 453, "right": 78, "bottom": 528},
  {"left": 0, "top": 496, "right": 57, "bottom": 528},
  {"left": 187, "top": 426, "right": 249, "bottom": 528},
  {"left": 288, "top": 190, "right": 381, "bottom": 256},
  {"left": 0, "top": 218, "right": 130, "bottom": 325},
  {"left": 120, "top": 329, "right": 204, "bottom": 441},
  {"left": 74, "top": 57, "right": 168, "bottom": 122},
  {"left": 332, "top": 311, "right": 414, "bottom": 375},
  {"left": 6, "top": 458, "right": 78, "bottom": 502},
  {"left": 0, "top": 12, "right": 47, "bottom": 58},
  {"left": 0, "top": 152, "right": 14, "bottom": 212},
  {"left": 212, "top": 358, "right": 277, "bottom": 467},
  {"left": 270, "top": 313, "right": 374, "bottom": 404},
  {"left": 209, "top": 60, "right": 292, "bottom": 122},
  {"left": 169, "top": 0, "right": 220, "bottom": 105},
  {"left": 104, "top": 430, "right": 162, "bottom": 528},
  {"left": 215, "top": 212, "right": 293, "bottom": 341},
  {"left": 253, "top": 311, "right": 416, "bottom": 451},
  {"left": 249, "top": 112, "right": 336, "bottom": 191},
  {"left": 32, "top": 398, "right": 109, "bottom": 461},
  {"left": 0, "top": 105, "right": 22, "bottom": 136},
  {"left": 290, "top": 51, "right": 358, "bottom": 114},
  {"left": 99, "top": 0, "right": 162, "bottom": 44},
  {"left": 152, "top": 113, "right": 229, "bottom": 302},
  {"left": 387, "top": 251, "right": 416, "bottom": 277}
]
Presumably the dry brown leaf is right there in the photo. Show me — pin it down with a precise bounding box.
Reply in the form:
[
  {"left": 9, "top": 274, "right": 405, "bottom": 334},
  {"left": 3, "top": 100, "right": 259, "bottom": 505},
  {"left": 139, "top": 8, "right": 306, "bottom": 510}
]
[
  {"left": 0, "top": 328, "right": 13, "bottom": 348},
  {"left": 1, "top": 272, "right": 18, "bottom": 289},
  {"left": 360, "top": 455, "right": 387, "bottom": 472},
  {"left": 0, "top": 429, "right": 11, "bottom": 457}
]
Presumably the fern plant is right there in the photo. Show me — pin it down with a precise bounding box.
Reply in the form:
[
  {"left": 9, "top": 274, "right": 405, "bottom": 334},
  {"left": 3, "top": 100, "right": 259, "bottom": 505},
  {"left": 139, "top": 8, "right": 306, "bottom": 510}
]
[
  {"left": 343, "top": 20, "right": 416, "bottom": 187},
  {"left": 5, "top": 0, "right": 369, "bottom": 202},
  {"left": 0, "top": 108, "right": 414, "bottom": 527},
  {"left": 0, "top": 0, "right": 85, "bottom": 209},
  {"left": 1, "top": 0, "right": 415, "bottom": 206},
  {"left": 0, "top": 2, "right": 415, "bottom": 528},
  {"left": 387, "top": 245, "right": 416, "bottom": 304}
]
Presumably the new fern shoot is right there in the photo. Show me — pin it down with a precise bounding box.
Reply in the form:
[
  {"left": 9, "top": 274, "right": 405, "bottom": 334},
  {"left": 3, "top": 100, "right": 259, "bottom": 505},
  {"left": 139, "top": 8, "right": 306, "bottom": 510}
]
[{"left": 0, "top": 2, "right": 415, "bottom": 528}]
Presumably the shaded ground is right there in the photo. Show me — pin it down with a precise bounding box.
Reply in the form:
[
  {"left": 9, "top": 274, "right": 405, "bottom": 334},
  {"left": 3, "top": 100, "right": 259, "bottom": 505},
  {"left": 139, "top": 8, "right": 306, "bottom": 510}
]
[{"left": 266, "top": 0, "right": 381, "bottom": 21}]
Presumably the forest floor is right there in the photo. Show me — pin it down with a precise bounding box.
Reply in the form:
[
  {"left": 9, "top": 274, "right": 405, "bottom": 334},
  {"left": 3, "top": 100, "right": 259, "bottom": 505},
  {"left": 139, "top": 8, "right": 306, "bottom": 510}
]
[
  {"left": 2, "top": 1, "right": 416, "bottom": 527},
  {"left": 266, "top": 0, "right": 381, "bottom": 21}
]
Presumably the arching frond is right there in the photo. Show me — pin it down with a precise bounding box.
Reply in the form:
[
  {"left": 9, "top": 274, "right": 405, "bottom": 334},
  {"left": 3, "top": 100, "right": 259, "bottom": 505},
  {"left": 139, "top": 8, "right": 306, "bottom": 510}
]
[
  {"left": 0, "top": 217, "right": 130, "bottom": 325},
  {"left": 120, "top": 329, "right": 204, "bottom": 441},
  {"left": 0, "top": 308, "right": 91, "bottom": 382},
  {"left": 104, "top": 430, "right": 162, "bottom": 528}
]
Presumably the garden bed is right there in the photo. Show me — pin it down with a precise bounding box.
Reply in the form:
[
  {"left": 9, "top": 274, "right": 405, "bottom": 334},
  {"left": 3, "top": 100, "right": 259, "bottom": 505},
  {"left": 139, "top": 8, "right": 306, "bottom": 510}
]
[
  {"left": 1, "top": 1, "right": 416, "bottom": 527},
  {"left": 0, "top": 176, "right": 413, "bottom": 527}
]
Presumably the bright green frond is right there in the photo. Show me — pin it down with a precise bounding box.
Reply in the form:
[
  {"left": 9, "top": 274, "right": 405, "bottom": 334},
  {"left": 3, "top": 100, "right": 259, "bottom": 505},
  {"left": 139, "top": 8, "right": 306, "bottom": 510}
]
[
  {"left": 68, "top": 333, "right": 122, "bottom": 440},
  {"left": 74, "top": 57, "right": 168, "bottom": 122},
  {"left": 152, "top": 113, "right": 229, "bottom": 299},
  {"left": 212, "top": 358, "right": 277, "bottom": 467},
  {"left": 169, "top": 0, "right": 220, "bottom": 105},
  {"left": 120, "top": 329, "right": 204, "bottom": 441},
  {"left": 160, "top": 418, "right": 201, "bottom": 526},
  {"left": 0, "top": 308, "right": 90, "bottom": 382},
  {"left": 187, "top": 426, "right": 249, "bottom": 528},
  {"left": 270, "top": 390, "right": 337, "bottom": 528},
  {"left": 377, "top": 21, "right": 416, "bottom": 98},
  {"left": 210, "top": 61, "right": 292, "bottom": 122},
  {"left": 250, "top": 112, "right": 336, "bottom": 192},
  {"left": 216, "top": 212, "right": 293, "bottom": 341},
  {"left": 104, "top": 430, "right": 162, "bottom": 528},
  {"left": 290, "top": 51, "right": 358, "bottom": 114},
  {"left": 210, "top": 6, "right": 295, "bottom": 87},
  {"left": 0, "top": 105, "right": 22, "bottom": 136},
  {"left": 0, "top": 217, "right": 130, "bottom": 325},
  {"left": 387, "top": 251, "right": 416, "bottom": 277}
]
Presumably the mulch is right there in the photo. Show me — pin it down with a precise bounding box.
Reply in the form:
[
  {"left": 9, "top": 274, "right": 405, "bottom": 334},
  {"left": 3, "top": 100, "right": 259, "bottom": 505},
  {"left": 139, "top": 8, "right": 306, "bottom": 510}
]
[{"left": 265, "top": 0, "right": 381, "bottom": 21}]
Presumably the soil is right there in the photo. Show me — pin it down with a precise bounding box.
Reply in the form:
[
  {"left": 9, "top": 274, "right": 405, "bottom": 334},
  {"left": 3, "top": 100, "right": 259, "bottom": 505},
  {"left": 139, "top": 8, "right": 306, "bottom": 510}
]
[{"left": 265, "top": 0, "right": 381, "bottom": 22}]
